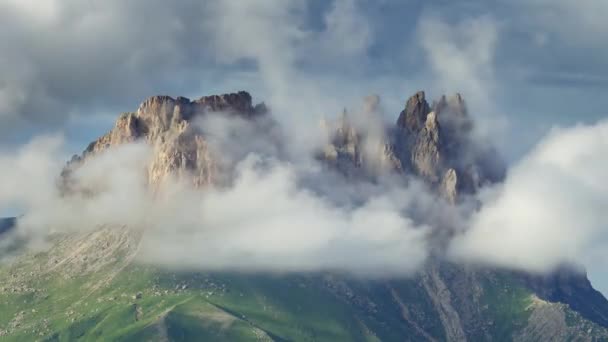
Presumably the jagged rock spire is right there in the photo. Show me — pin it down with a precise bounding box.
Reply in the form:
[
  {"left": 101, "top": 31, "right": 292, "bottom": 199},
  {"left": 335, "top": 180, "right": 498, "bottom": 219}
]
[
  {"left": 320, "top": 97, "right": 402, "bottom": 177},
  {"left": 393, "top": 91, "right": 503, "bottom": 202},
  {"left": 317, "top": 90, "right": 503, "bottom": 201},
  {"left": 70, "top": 89, "right": 503, "bottom": 203},
  {"left": 397, "top": 91, "right": 431, "bottom": 133}
]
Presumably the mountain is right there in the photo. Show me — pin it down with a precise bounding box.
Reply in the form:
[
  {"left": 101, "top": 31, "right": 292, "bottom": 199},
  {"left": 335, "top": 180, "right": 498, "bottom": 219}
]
[{"left": 1, "top": 91, "right": 607, "bottom": 341}]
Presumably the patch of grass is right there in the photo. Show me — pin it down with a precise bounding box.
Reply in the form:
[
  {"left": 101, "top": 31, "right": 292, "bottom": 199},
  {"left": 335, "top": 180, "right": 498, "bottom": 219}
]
[
  {"left": 1, "top": 230, "right": 606, "bottom": 341},
  {"left": 480, "top": 273, "right": 533, "bottom": 341}
]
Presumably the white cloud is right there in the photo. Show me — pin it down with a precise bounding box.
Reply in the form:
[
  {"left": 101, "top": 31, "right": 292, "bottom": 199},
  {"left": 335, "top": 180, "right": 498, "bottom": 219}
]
[
  {"left": 0, "top": 0, "right": 212, "bottom": 131},
  {"left": 139, "top": 155, "right": 430, "bottom": 275},
  {"left": 205, "top": 0, "right": 376, "bottom": 157},
  {"left": 521, "top": 0, "right": 608, "bottom": 43},
  {"left": 1, "top": 141, "right": 154, "bottom": 235},
  {"left": 320, "top": 0, "right": 372, "bottom": 58},
  {"left": 2, "top": 0, "right": 61, "bottom": 22},
  {"left": 416, "top": 14, "right": 508, "bottom": 145},
  {"left": 0, "top": 133, "right": 432, "bottom": 275},
  {"left": 449, "top": 120, "right": 608, "bottom": 273},
  {"left": 0, "top": 135, "right": 65, "bottom": 210}
]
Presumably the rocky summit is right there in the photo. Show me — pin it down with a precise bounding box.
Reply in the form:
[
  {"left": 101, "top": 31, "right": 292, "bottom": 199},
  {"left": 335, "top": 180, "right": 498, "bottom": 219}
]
[
  {"left": 1, "top": 91, "right": 607, "bottom": 341},
  {"left": 320, "top": 91, "right": 503, "bottom": 203},
  {"left": 65, "top": 91, "right": 267, "bottom": 188}
]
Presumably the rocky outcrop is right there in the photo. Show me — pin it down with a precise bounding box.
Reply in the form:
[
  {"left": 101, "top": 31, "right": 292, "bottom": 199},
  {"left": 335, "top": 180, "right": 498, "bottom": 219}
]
[
  {"left": 148, "top": 130, "right": 216, "bottom": 187},
  {"left": 394, "top": 91, "right": 504, "bottom": 202},
  {"left": 320, "top": 108, "right": 402, "bottom": 177},
  {"left": 71, "top": 89, "right": 498, "bottom": 198},
  {"left": 514, "top": 295, "right": 608, "bottom": 342},
  {"left": 397, "top": 91, "right": 431, "bottom": 134},
  {"left": 316, "top": 90, "right": 503, "bottom": 202},
  {"left": 67, "top": 91, "right": 266, "bottom": 188},
  {"left": 320, "top": 111, "right": 363, "bottom": 176},
  {"left": 421, "top": 264, "right": 467, "bottom": 342},
  {"left": 519, "top": 267, "right": 608, "bottom": 328},
  {"left": 410, "top": 110, "right": 442, "bottom": 182}
]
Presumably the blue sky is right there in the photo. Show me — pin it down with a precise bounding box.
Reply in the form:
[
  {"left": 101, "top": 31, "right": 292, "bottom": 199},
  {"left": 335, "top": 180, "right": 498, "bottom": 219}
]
[{"left": 0, "top": 0, "right": 607, "bottom": 292}]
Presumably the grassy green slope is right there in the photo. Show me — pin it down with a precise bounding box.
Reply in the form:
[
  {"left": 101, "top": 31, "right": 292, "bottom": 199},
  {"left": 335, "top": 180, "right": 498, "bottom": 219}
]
[{"left": 0, "top": 228, "right": 607, "bottom": 341}]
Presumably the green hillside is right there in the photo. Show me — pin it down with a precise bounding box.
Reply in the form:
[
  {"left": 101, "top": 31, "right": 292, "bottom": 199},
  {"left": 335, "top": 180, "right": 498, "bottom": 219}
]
[{"left": 0, "top": 227, "right": 606, "bottom": 341}]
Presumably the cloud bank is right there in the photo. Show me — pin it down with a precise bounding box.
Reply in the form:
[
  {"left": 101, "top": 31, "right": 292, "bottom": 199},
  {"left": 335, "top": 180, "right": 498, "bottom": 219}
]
[
  {"left": 139, "top": 155, "right": 431, "bottom": 275},
  {"left": 4, "top": 113, "right": 607, "bottom": 278},
  {"left": 0, "top": 121, "right": 435, "bottom": 275},
  {"left": 450, "top": 120, "right": 608, "bottom": 273}
]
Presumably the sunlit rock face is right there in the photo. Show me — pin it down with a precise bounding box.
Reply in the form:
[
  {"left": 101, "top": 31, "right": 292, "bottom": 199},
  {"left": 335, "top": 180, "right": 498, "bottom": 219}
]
[{"left": 66, "top": 91, "right": 267, "bottom": 188}]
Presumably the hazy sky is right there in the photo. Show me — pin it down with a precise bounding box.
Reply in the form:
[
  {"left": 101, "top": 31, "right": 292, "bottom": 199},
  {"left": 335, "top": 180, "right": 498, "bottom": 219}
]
[
  {"left": 1, "top": 0, "right": 607, "bottom": 292},
  {"left": 1, "top": 1, "right": 606, "bottom": 153}
]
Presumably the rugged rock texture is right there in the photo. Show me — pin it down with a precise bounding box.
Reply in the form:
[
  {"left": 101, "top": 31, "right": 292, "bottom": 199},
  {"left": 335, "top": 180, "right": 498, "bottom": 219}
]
[
  {"left": 394, "top": 91, "right": 505, "bottom": 202},
  {"left": 397, "top": 91, "right": 431, "bottom": 134},
  {"left": 320, "top": 110, "right": 402, "bottom": 177},
  {"left": 421, "top": 264, "right": 467, "bottom": 341},
  {"left": 319, "top": 90, "right": 501, "bottom": 202},
  {"left": 68, "top": 91, "right": 266, "bottom": 188},
  {"left": 410, "top": 110, "right": 442, "bottom": 182},
  {"left": 520, "top": 267, "right": 608, "bottom": 328}
]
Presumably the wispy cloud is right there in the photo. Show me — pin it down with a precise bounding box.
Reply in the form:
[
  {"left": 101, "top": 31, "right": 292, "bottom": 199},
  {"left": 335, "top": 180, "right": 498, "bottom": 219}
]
[
  {"left": 0, "top": 126, "right": 435, "bottom": 275},
  {"left": 449, "top": 120, "right": 608, "bottom": 273}
]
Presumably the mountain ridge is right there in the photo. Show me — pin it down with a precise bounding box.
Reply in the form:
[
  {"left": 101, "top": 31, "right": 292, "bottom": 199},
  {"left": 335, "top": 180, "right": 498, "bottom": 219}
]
[{"left": 1, "top": 90, "right": 607, "bottom": 341}]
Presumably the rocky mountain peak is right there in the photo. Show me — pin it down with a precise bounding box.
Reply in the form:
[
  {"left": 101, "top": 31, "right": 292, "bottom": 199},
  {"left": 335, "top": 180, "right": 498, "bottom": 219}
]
[
  {"left": 391, "top": 91, "right": 503, "bottom": 202},
  {"left": 137, "top": 91, "right": 258, "bottom": 117},
  {"left": 133, "top": 91, "right": 263, "bottom": 137},
  {"left": 69, "top": 91, "right": 267, "bottom": 188},
  {"left": 316, "top": 90, "right": 504, "bottom": 202},
  {"left": 320, "top": 102, "right": 403, "bottom": 177},
  {"left": 397, "top": 90, "right": 430, "bottom": 133},
  {"left": 195, "top": 91, "right": 259, "bottom": 114},
  {"left": 69, "top": 89, "right": 503, "bottom": 201}
]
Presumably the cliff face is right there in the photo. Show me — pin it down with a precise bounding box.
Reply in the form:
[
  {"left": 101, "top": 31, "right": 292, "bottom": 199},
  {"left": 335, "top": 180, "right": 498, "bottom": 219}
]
[
  {"left": 69, "top": 91, "right": 266, "bottom": 187},
  {"left": 395, "top": 91, "right": 507, "bottom": 201}
]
